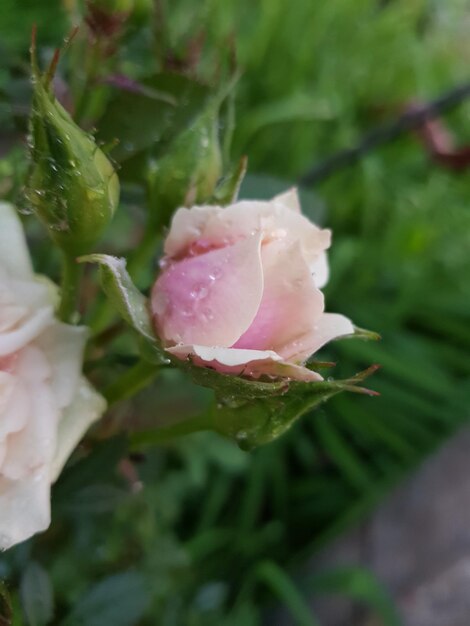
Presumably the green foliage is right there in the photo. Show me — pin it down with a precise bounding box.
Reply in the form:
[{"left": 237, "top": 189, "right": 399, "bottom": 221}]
[
  {"left": 96, "top": 73, "right": 209, "bottom": 178},
  {"left": 20, "top": 563, "right": 54, "bottom": 626},
  {"left": 61, "top": 571, "right": 150, "bottom": 626}
]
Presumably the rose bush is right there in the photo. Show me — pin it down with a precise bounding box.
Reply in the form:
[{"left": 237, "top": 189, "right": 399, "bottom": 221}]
[
  {"left": 0, "top": 202, "right": 105, "bottom": 550},
  {"left": 151, "top": 189, "right": 355, "bottom": 381}
]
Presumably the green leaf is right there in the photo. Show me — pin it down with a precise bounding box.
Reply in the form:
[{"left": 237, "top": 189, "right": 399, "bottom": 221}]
[
  {"left": 243, "top": 561, "right": 321, "bottom": 626},
  {"left": 310, "top": 567, "right": 401, "bottom": 626},
  {"left": 20, "top": 563, "right": 54, "bottom": 626},
  {"left": 53, "top": 436, "right": 128, "bottom": 505},
  {"left": 96, "top": 73, "right": 210, "bottom": 176},
  {"left": 0, "top": 582, "right": 12, "bottom": 626},
  {"left": 61, "top": 571, "right": 150, "bottom": 626}
]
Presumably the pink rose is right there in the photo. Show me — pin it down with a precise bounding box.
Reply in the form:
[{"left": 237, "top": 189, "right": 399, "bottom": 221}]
[{"left": 151, "top": 189, "right": 354, "bottom": 381}]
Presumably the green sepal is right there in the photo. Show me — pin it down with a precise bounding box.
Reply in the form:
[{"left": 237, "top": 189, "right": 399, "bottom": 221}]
[
  {"left": 211, "top": 366, "right": 379, "bottom": 450},
  {"left": 351, "top": 326, "right": 382, "bottom": 341},
  {"left": 79, "top": 254, "right": 167, "bottom": 364},
  {"left": 211, "top": 155, "right": 248, "bottom": 205}
]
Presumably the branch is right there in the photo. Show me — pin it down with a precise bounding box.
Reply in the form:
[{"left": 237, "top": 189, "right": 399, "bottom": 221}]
[{"left": 299, "top": 82, "right": 470, "bottom": 186}]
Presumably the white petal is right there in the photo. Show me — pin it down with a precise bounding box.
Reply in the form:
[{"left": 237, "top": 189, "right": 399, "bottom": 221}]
[
  {"left": 283, "top": 312, "right": 355, "bottom": 363},
  {"left": 0, "top": 306, "right": 54, "bottom": 357},
  {"left": 272, "top": 187, "right": 301, "bottom": 212},
  {"left": 0, "top": 469, "right": 51, "bottom": 550},
  {"left": 1, "top": 348, "right": 57, "bottom": 481},
  {"left": 37, "top": 323, "right": 89, "bottom": 409},
  {"left": 0, "top": 203, "right": 33, "bottom": 279},
  {"left": 50, "top": 378, "right": 106, "bottom": 481},
  {"left": 310, "top": 251, "right": 329, "bottom": 289}
]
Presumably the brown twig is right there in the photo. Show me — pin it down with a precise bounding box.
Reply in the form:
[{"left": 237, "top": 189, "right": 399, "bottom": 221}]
[{"left": 299, "top": 82, "right": 470, "bottom": 186}]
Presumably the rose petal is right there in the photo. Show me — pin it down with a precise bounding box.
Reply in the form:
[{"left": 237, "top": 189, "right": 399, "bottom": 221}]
[
  {"left": 36, "top": 323, "right": 89, "bottom": 409},
  {"left": 50, "top": 378, "right": 106, "bottom": 481},
  {"left": 164, "top": 194, "right": 331, "bottom": 266},
  {"left": 0, "top": 470, "right": 51, "bottom": 550},
  {"left": 152, "top": 234, "right": 264, "bottom": 347},
  {"left": 1, "top": 347, "right": 57, "bottom": 481},
  {"left": 272, "top": 187, "right": 301, "bottom": 212},
  {"left": 233, "top": 241, "right": 324, "bottom": 354},
  {"left": 167, "top": 344, "right": 322, "bottom": 381},
  {"left": 0, "top": 306, "right": 54, "bottom": 357},
  {"left": 164, "top": 205, "right": 220, "bottom": 257},
  {"left": 0, "top": 203, "right": 34, "bottom": 279},
  {"left": 310, "top": 251, "right": 329, "bottom": 289},
  {"left": 282, "top": 312, "right": 355, "bottom": 363},
  {"left": 0, "top": 372, "right": 29, "bottom": 441}
]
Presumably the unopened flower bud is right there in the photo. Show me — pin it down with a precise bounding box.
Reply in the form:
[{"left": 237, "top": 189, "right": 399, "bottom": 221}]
[
  {"left": 27, "top": 70, "right": 119, "bottom": 256},
  {"left": 86, "top": 0, "right": 135, "bottom": 37},
  {"left": 147, "top": 105, "right": 222, "bottom": 229},
  {"left": 150, "top": 189, "right": 355, "bottom": 381}
]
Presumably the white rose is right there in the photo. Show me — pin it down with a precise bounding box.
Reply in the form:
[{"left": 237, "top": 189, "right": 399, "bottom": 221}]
[{"left": 0, "top": 202, "right": 106, "bottom": 550}]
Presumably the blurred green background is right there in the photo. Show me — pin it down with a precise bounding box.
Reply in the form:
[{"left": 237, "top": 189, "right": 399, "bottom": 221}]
[{"left": 1, "top": 1, "right": 470, "bottom": 624}]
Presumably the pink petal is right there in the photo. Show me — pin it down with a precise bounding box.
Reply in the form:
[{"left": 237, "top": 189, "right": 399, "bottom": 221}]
[
  {"left": 163, "top": 194, "right": 331, "bottom": 266},
  {"left": 167, "top": 344, "right": 322, "bottom": 381},
  {"left": 233, "top": 240, "right": 324, "bottom": 354},
  {"left": 272, "top": 187, "right": 301, "bottom": 212},
  {"left": 152, "top": 235, "right": 264, "bottom": 347},
  {"left": 164, "top": 205, "right": 220, "bottom": 258},
  {"left": 282, "top": 312, "right": 355, "bottom": 363},
  {"left": 202, "top": 201, "right": 331, "bottom": 267}
]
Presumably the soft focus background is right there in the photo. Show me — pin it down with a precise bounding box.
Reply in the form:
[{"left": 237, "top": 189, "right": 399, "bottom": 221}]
[{"left": 1, "top": 1, "right": 470, "bottom": 624}]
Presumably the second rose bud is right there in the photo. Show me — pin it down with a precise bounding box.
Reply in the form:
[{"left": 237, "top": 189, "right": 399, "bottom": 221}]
[{"left": 151, "top": 189, "right": 355, "bottom": 381}]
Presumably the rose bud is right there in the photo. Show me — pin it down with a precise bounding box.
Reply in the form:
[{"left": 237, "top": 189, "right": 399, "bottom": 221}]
[
  {"left": 26, "top": 65, "right": 120, "bottom": 256},
  {"left": 151, "top": 189, "right": 355, "bottom": 381},
  {"left": 86, "top": 0, "right": 135, "bottom": 38},
  {"left": 0, "top": 203, "right": 106, "bottom": 550},
  {"left": 147, "top": 105, "right": 223, "bottom": 230}
]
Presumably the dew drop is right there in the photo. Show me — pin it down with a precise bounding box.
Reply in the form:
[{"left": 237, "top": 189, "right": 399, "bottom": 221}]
[
  {"left": 209, "top": 267, "right": 222, "bottom": 281},
  {"left": 190, "top": 283, "right": 209, "bottom": 300}
]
